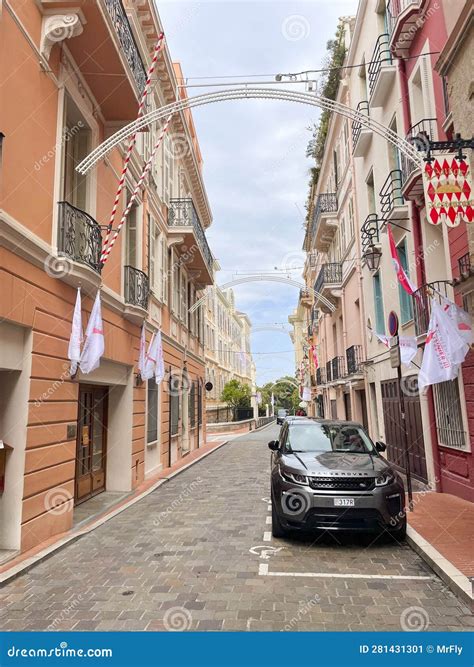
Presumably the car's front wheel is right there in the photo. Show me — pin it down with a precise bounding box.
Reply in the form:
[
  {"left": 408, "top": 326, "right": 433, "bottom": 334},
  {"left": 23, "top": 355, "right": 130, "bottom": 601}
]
[
  {"left": 271, "top": 491, "right": 287, "bottom": 538},
  {"left": 390, "top": 517, "right": 407, "bottom": 541}
]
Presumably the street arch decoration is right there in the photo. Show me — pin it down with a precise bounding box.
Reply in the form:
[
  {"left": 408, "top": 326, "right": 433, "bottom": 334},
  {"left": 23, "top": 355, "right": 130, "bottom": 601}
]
[
  {"left": 188, "top": 275, "right": 336, "bottom": 313},
  {"left": 77, "top": 87, "right": 424, "bottom": 174}
]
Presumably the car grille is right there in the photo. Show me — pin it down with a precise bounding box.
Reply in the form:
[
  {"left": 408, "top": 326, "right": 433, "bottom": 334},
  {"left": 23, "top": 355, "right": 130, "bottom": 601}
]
[{"left": 309, "top": 476, "right": 376, "bottom": 491}]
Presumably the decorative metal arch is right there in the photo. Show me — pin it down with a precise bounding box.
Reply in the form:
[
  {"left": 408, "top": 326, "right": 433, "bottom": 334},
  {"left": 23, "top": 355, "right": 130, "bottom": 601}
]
[
  {"left": 77, "top": 87, "right": 423, "bottom": 174},
  {"left": 189, "top": 275, "right": 335, "bottom": 313}
]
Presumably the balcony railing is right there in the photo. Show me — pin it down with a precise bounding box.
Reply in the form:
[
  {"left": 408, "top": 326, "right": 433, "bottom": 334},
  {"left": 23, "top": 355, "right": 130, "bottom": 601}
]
[
  {"left": 412, "top": 280, "right": 451, "bottom": 336},
  {"left": 379, "top": 170, "right": 406, "bottom": 220},
  {"left": 124, "top": 265, "right": 149, "bottom": 310},
  {"left": 57, "top": 201, "right": 102, "bottom": 273},
  {"left": 314, "top": 262, "right": 343, "bottom": 295},
  {"left": 368, "top": 34, "right": 392, "bottom": 98},
  {"left": 346, "top": 345, "right": 363, "bottom": 376},
  {"left": 103, "top": 0, "right": 147, "bottom": 95},
  {"left": 360, "top": 214, "right": 380, "bottom": 254},
  {"left": 310, "top": 193, "right": 338, "bottom": 240},
  {"left": 316, "top": 367, "right": 326, "bottom": 385},
  {"left": 331, "top": 356, "right": 346, "bottom": 382},
  {"left": 400, "top": 118, "right": 437, "bottom": 188},
  {"left": 351, "top": 100, "right": 369, "bottom": 149},
  {"left": 168, "top": 199, "right": 213, "bottom": 275}
]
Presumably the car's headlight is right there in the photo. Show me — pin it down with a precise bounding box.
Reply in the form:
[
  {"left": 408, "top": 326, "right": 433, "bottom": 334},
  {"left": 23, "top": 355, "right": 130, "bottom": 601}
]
[
  {"left": 375, "top": 471, "right": 396, "bottom": 487},
  {"left": 280, "top": 467, "right": 309, "bottom": 485}
]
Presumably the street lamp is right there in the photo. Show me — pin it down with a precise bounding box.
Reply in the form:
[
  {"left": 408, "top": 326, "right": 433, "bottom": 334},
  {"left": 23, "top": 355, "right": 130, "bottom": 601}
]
[{"left": 363, "top": 244, "right": 382, "bottom": 271}]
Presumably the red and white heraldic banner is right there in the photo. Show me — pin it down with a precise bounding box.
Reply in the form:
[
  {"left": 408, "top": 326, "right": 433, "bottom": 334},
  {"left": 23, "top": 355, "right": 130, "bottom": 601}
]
[{"left": 423, "top": 153, "right": 473, "bottom": 227}]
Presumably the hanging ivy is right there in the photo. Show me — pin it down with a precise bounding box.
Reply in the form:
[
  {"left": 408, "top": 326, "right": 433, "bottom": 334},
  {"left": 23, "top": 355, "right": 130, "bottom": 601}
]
[{"left": 305, "top": 21, "right": 347, "bottom": 214}]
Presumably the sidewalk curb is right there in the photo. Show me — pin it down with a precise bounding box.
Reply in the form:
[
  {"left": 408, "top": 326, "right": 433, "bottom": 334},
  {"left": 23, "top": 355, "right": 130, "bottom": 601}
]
[
  {"left": 406, "top": 524, "right": 473, "bottom": 609},
  {"left": 0, "top": 421, "right": 276, "bottom": 587}
]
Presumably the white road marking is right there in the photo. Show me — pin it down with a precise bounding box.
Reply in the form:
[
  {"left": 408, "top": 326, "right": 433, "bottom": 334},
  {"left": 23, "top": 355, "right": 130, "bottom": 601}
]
[
  {"left": 266, "top": 516, "right": 272, "bottom": 524},
  {"left": 258, "top": 570, "right": 434, "bottom": 580},
  {"left": 249, "top": 545, "right": 285, "bottom": 559},
  {"left": 263, "top": 531, "right": 272, "bottom": 542},
  {"left": 267, "top": 505, "right": 271, "bottom": 512},
  {"left": 259, "top": 563, "right": 269, "bottom": 575}
]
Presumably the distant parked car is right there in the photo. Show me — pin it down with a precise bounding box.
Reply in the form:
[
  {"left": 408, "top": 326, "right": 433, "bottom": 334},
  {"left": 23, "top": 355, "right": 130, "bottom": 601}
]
[
  {"left": 276, "top": 409, "right": 288, "bottom": 425},
  {"left": 268, "top": 418, "right": 406, "bottom": 539}
]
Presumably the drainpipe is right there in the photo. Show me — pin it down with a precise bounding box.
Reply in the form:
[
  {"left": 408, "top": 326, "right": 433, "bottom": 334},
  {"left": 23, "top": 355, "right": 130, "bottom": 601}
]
[{"left": 398, "top": 58, "right": 442, "bottom": 492}]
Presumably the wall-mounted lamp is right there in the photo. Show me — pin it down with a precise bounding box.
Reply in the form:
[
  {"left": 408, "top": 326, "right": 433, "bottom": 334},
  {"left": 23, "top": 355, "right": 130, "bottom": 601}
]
[{"left": 363, "top": 245, "right": 382, "bottom": 272}]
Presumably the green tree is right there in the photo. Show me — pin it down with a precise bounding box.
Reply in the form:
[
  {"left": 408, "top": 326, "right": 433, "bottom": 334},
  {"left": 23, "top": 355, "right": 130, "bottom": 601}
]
[
  {"left": 221, "top": 379, "right": 251, "bottom": 409},
  {"left": 257, "top": 376, "right": 300, "bottom": 414}
]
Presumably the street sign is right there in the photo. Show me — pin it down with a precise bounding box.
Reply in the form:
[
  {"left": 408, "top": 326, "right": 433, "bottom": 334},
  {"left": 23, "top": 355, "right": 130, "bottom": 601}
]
[
  {"left": 390, "top": 344, "right": 401, "bottom": 369},
  {"left": 388, "top": 311, "right": 399, "bottom": 337}
]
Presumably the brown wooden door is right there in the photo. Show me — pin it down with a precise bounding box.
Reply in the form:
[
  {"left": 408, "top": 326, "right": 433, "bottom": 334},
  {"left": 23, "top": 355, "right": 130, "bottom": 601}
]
[
  {"left": 381, "top": 378, "right": 427, "bottom": 483},
  {"left": 75, "top": 385, "right": 108, "bottom": 503}
]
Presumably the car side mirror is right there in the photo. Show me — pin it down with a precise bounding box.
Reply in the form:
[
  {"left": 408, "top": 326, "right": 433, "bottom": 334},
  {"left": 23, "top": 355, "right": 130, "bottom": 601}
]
[
  {"left": 268, "top": 440, "right": 279, "bottom": 451},
  {"left": 375, "top": 441, "right": 386, "bottom": 452}
]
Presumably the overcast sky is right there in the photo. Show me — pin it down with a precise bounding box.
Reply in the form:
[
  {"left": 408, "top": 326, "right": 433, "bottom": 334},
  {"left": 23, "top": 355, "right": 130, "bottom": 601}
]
[{"left": 158, "top": 0, "right": 358, "bottom": 385}]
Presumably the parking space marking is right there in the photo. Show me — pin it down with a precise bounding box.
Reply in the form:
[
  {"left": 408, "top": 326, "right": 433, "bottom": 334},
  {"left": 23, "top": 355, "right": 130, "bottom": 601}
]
[
  {"left": 266, "top": 516, "right": 272, "bottom": 524},
  {"left": 258, "top": 569, "right": 434, "bottom": 581},
  {"left": 263, "top": 531, "right": 272, "bottom": 542}
]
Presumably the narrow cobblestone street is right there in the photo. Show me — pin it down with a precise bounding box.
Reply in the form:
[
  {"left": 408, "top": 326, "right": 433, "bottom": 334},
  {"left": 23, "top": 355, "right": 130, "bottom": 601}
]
[{"left": 0, "top": 426, "right": 471, "bottom": 632}]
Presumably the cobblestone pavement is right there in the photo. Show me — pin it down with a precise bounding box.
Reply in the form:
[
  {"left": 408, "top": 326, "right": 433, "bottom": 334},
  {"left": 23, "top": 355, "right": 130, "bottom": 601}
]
[{"left": 0, "top": 426, "right": 472, "bottom": 631}]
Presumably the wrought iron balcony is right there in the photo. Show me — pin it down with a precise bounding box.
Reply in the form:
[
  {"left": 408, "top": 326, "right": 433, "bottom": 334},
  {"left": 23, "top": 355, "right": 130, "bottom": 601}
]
[
  {"left": 314, "top": 262, "right": 343, "bottom": 296},
  {"left": 379, "top": 170, "right": 407, "bottom": 222},
  {"left": 361, "top": 214, "right": 381, "bottom": 255},
  {"left": 352, "top": 101, "right": 371, "bottom": 156},
  {"left": 316, "top": 367, "right": 326, "bottom": 385},
  {"left": 400, "top": 118, "right": 437, "bottom": 200},
  {"left": 411, "top": 280, "right": 450, "bottom": 336},
  {"left": 330, "top": 356, "right": 346, "bottom": 382},
  {"left": 310, "top": 193, "right": 338, "bottom": 251},
  {"left": 124, "top": 265, "right": 149, "bottom": 310},
  {"left": 346, "top": 345, "right": 363, "bottom": 376},
  {"left": 367, "top": 34, "right": 395, "bottom": 107},
  {"left": 168, "top": 199, "right": 213, "bottom": 277},
  {"left": 103, "top": 0, "right": 147, "bottom": 95},
  {"left": 57, "top": 201, "right": 102, "bottom": 273}
]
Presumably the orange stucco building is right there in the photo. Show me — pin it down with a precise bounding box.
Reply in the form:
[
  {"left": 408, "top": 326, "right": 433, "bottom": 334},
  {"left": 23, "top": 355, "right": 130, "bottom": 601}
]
[{"left": 0, "top": 0, "right": 214, "bottom": 558}]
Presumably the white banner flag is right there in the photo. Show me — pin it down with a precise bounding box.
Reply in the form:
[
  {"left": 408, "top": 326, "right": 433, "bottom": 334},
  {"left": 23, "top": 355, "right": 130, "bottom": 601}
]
[
  {"left": 440, "top": 296, "right": 473, "bottom": 347},
  {"left": 399, "top": 336, "right": 418, "bottom": 368},
  {"left": 138, "top": 323, "right": 147, "bottom": 378},
  {"left": 155, "top": 330, "right": 165, "bottom": 385},
  {"left": 418, "top": 300, "right": 468, "bottom": 389},
  {"left": 68, "top": 288, "right": 83, "bottom": 376},
  {"left": 302, "top": 386, "right": 312, "bottom": 401},
  {"left": 79, "top": 291, "right": 104, "bottom": 374}
]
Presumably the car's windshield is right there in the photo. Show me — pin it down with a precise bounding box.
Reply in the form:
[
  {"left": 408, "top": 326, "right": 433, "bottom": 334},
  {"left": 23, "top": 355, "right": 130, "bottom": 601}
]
[{"left": 284, "top": 423, "right": 375, "bottom": 454}]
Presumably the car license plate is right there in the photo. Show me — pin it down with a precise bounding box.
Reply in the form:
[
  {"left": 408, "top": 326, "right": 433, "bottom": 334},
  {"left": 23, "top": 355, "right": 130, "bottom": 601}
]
[{"left": 333, "top": 498, "right": 355, "bottom": 507}]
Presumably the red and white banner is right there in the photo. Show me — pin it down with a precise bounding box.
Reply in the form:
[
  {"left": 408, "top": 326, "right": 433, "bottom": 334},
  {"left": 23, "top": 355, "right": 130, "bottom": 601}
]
[
  {"left": 418, "top": 299, "right": 469, "bottom": 390},
  {"left": 387, "top": 225, "right": 417, "bottom": 295},
  {"left": 440, "top": 295, "right": 473, "bottom": 347},
  {"left": 399, "top": 336, "right": 418, "bottom": 367},
  {"left": 310, "top": 344, "right": 319, "bottom": 369},
  {"left": 79, "top": 291, "right": 104, "bottom": 374},
  {"left": 423, "top": 154, "right": 473, "bottom": 227},
  {"left": 142, "top": 330, "right": 165, "bottom": 384}
]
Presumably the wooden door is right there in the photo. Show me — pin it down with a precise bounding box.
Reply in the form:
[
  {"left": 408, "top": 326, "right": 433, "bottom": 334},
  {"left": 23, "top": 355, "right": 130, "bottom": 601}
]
[
  {"left": 75, "top": 385, "right": 108, "bottom": 503},
  {"left": 381, "top": 378, "right": 427, "bottom": 483}
]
